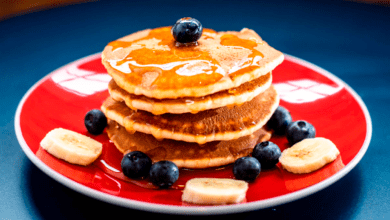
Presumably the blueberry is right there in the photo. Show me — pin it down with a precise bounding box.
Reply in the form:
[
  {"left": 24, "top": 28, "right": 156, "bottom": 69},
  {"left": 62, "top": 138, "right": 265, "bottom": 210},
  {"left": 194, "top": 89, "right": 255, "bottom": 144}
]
[
  {"left": 121, "top": 151, "right": 152, "bottom": 179},
  {"left": 286, "top": 120, "right": 316, "bottom": 146},
  {"left": 171, "top": 17, "right": 203, "bottom": 44},
  {"left": 84, "top": 109, "right": 107, "bottom": 135},
  {"left": 149, "top": 161, "right": 179, "bottom": 188},
  {"left": 252, "top": 141, "right": 281, "bottom": 169},
  {"left": 233, "top": 157, "right": 261, "bottom": 182},
  {"left": 267, "top": 106, "right": 292, "bottom": 135}
]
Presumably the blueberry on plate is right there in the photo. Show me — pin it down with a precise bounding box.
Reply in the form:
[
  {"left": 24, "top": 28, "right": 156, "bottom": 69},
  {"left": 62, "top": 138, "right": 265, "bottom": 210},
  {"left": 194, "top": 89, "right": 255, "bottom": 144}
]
[
  {"left": 171, "top": 17, "right": 203, "bottom": 44},
  {"left": 84, "top": 109, "right": 107, "bottom": 135},
  {"left": 286, "top": 120, "right": 316, "bottom": 146},
  {"left": 149, "top": 161, "right": 179, "bottom": 188},
  {"left": 233, "top": 157, "right": 261, "bottom": 182},
  {"left": 121, "top": 151, "right": 152, "bottom": 179},
  {"left": 267, "top": 106, "right": 292, "bottom": 135},
  {"left": 252, "top": 141, "right": 281, "bottom": 169}
]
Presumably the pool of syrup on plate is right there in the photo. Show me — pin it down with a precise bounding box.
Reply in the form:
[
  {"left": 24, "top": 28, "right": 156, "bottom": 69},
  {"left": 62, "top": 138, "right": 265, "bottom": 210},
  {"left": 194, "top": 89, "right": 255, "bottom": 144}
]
[
  {"left": 93, "top": 130, "right": 344, "bottom": 193},
  {"left": 94, "top": 131, "right": 285, "bottom": 190}
]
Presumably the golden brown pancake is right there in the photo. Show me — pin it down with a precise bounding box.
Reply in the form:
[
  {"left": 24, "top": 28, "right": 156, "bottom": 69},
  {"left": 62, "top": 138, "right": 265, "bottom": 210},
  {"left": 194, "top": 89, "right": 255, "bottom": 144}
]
[
  {"left": 108, "top": 72, "right": 272, "bottom": 115},
  {"left": 106, "top": 120, "right": 272, "bottom": 169},
  {"left": 101, "top": 85, "right": 279, "bottom": 144},
  {"left": 101, "top": 27, "right": 284, "bottom": 99}
]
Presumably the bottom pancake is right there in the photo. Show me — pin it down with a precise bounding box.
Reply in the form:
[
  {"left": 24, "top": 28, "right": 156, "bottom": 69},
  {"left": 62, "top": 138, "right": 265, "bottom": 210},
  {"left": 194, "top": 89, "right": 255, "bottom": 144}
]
[{"left": 106, "top": 120, "right": 272, "bottom": 169}]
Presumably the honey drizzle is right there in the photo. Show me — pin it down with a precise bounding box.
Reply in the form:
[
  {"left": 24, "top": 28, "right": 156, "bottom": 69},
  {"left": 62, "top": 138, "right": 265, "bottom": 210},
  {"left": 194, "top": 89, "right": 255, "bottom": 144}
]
[{"left": 106, "top": 27, "right": 264, "bottom": 91}]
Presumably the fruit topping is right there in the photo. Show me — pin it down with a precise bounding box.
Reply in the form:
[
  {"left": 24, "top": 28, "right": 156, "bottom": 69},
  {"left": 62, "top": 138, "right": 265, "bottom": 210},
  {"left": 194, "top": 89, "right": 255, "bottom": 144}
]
[
  {"left": 40, "top": 128, "right": 103, "bottom": 166},
  {"left": 121, "top": 151, "right": 152, "bottom": 179},
  {"left": 182, "top": 178, "right": 248, "bottom": 205},
  {"left": 252, "top": 141, "right": 281, "bottom": 169},
  {"left": 171, "top": 17, "right": 203, "bottom": 44},
  {"left": 149, "top": 161, "right": 179, "bottom": 188},
  {"left": 279, "top": 137, "right": 340, "bottom": 174},
  {"left": 233, "top": 157, "right": 261, "bottom": 182},
  {"left": 286, "top": 120, "right": 316, "bottom": 146},
  {"left": 84, "top": 109, "right": 107, "bottom": 135},
  {"left": 267, "top": 106, "right": 292, "bottom": 135}
]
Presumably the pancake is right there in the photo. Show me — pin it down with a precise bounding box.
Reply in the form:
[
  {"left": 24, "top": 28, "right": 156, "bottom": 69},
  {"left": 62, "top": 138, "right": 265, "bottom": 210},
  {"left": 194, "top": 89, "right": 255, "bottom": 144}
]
[
  {"left": 106, "top": 120, "right": 272, "bottom": 169},
  {"left": 108, "top": 72, "right": 272, "bottom": 115},
  {"left": 101, "top": 85, "right": 279, "bottom": 144},
  {"left": 101, "top": 27, "right": 284, "bottom": 99}
]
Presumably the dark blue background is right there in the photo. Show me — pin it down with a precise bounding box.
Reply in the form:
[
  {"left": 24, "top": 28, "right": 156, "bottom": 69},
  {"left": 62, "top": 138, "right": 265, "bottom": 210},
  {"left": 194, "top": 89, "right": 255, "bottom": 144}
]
[{"left": 1, "top": 0, "right": 389, "bottom": 219}]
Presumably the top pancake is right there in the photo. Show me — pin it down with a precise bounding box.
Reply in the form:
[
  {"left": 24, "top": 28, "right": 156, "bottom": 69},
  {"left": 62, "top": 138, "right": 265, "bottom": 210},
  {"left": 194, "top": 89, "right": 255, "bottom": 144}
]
[{"left": 102, "top": 27, "right": 284, "bottom": 99}]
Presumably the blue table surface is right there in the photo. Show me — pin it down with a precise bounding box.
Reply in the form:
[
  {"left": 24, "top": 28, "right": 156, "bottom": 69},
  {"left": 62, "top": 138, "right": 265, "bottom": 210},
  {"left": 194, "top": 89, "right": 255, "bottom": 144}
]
[{"left": 1, "top": 0, "right": 389, "bottom": 219}]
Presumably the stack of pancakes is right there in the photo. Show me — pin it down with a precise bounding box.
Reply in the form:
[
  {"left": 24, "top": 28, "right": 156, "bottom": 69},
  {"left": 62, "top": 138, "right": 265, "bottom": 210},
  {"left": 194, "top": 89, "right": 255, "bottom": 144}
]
[{"left": 100, "top": 27, "right": 284, "bottom": 169}]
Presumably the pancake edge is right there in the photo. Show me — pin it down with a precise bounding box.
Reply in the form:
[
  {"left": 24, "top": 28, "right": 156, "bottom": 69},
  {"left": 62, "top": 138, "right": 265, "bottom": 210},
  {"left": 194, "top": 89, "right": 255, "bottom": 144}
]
[{"left": 109, "top": 73, "right": 272, "bottom": 115}]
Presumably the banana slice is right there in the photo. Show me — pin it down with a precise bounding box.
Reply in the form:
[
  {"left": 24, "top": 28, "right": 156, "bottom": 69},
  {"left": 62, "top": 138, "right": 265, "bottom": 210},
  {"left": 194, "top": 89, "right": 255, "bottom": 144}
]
[
  {"left": 182, "top": 178, "right": 248, "bottom": 205},
  {"left": 279, "top": 137, "right": 340, "bottom": 174},
  {"left": 40, "top": 128, "right": 103, "bottom": 166}
]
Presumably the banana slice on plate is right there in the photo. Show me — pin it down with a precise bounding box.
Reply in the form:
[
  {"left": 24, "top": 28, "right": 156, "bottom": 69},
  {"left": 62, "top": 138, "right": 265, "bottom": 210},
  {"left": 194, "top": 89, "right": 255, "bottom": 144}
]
[
  {"left": 279, "top": 137, "right": 340, "bottom": 174},
  {"left": 182, "top": 178, "right": 248, "bottom": 205},
  {"left": 40, "top": 128, "right": 103, "bottom": 166}
]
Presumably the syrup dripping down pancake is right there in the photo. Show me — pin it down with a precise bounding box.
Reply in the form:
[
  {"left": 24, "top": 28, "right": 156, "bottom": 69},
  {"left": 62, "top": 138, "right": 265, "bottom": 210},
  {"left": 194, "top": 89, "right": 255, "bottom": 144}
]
[
  {"left": 108, "top": 72, "right": 272, "bottom": 115},
  {"left": 101, "top": 85, "right": 279, "bottom": 144},
  {"left": 106, "top": 120, "right": 272, "bottom": 169},
  {"left": 101, "top": 27, "right": 284, "bottom": 99}
]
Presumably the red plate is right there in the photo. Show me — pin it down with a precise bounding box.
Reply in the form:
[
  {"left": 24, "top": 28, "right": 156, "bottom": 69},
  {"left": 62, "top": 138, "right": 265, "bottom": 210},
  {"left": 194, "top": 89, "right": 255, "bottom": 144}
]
[{"left": 15, "top": 53, "right": 371, "bottom": 214}]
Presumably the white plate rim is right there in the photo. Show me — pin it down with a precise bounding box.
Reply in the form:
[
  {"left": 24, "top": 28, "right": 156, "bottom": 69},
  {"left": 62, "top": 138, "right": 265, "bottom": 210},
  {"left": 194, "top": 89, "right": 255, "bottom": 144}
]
[{"left": 14, "top": 53, "right": 372, "bottom": 215}]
